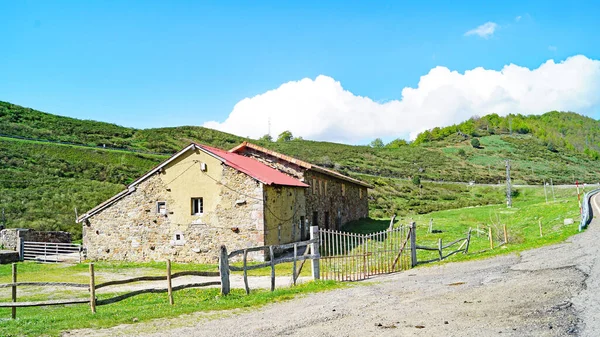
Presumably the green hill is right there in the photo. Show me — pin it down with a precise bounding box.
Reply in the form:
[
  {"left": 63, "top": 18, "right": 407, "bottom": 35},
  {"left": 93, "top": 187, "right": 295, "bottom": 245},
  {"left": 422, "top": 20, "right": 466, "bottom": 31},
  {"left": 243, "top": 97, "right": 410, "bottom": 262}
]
[{"left": 1, "top": 101, "right": 599, "bottom": 237}]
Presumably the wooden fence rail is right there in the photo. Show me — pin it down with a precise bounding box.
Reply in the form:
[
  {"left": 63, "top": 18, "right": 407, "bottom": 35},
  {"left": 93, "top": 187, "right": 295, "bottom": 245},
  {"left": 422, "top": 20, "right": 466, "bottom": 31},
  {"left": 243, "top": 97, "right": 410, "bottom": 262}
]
[
  {"left": 219, "top": 227, "right": 321, "bottom": 296},
  {"left": 1, "top": 261, "right": 221, "bottom": 319},
  {"left": 413, "top": 228, "right": 472, "bottom": 265}
]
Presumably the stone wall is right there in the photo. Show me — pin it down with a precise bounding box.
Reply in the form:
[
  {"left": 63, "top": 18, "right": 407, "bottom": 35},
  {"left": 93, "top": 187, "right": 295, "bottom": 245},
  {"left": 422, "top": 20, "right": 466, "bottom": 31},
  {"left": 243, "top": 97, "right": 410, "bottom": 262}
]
[
  {"left": 83, "top": 165, "right": 266, "bottom": 263},
  {"left": 0, "top": 250, "right": 19, "bottom": 264},
  {"left": 304, "top": 170, "right": 369, "bottom": 230},
  {"left": 0, "top": 228, "right": 72, "bottom": 251}
]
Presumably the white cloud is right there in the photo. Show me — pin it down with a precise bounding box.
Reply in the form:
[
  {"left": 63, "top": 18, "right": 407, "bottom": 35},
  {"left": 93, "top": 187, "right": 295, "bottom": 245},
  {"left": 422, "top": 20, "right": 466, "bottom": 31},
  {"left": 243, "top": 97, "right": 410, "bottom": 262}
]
[
  {"left": 515, "top": 15, "right": 522, "bottom": 22},
  {"left": 204, "top": 55, "right": 600, "bottom": 143},
  {"left": 464, "top": 22, "right": 498, "bottom": 38},
  {"left": 548, "top": 45, "right": 558, "bottom": 51}
]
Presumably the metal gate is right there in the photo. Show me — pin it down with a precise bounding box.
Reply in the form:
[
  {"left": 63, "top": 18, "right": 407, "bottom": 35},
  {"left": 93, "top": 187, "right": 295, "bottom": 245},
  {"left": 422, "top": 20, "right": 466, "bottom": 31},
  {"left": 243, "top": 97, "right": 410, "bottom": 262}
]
[
  {"left": 319, "top": 225, "right": 411, "bottom": 281},
  {"left": 22, "top": 241, "right": 83, "bottom": 263}
]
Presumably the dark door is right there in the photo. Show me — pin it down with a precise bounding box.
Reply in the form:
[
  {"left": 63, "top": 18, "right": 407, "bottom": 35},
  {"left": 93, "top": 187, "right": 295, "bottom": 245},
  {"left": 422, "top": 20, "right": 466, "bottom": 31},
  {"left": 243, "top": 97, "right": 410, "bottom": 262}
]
[
  {"left": 312, "top": 211, "right": 318, "bottom": 228},
  {"left": 325, "top": 211, "right": 330, "bottom": 230}
]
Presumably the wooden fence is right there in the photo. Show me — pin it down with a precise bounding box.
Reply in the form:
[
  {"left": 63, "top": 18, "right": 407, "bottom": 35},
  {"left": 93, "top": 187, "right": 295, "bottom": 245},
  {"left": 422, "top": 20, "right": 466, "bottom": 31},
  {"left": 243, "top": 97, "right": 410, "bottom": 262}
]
[
  {"left": 218, "top": 226, "right": 321, "bottom": 295},
  {"left": 412, "top": 226, "right": 472, "bottom": 266},
  {"left": 0, "top": 261, "right": 220, "bottom": 319},
  {"left": 318, "top": 224, "right": 412, "bottom": 281}
]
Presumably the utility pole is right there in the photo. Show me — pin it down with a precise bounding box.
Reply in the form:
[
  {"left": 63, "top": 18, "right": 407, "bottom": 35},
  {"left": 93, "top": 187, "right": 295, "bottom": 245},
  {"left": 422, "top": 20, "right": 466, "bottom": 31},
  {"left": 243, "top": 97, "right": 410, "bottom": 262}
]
[
  {"left": 543, "top": 179, "right": 548, "bottom": 203},
  {"left": 550, "top": 178, "right": 556, "bottom": 202},
  {"left": 505, "top": 160, "right": 512, "bottom": 208},
  {"left": 1, "top": 208, "right": 5, "bottom": 229}
]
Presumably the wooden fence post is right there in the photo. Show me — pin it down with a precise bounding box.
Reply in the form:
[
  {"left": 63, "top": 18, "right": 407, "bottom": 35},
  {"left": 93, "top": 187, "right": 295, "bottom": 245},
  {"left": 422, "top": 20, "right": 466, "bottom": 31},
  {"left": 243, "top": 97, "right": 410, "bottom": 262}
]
[
  {"left": 438, "top": 238, "right": 443, "bottom": 261},
  {"left": 89, "top": 263, "right": 96, "bottom": 314},
  {"left": 11, "top": 263, "right": 17, "bottom": 319},
  {"left": 503, "top": 224, "right": 508, "bottom": 244},
  {"left": 167, "top": 260, "right": 174, "bottom": 305},
  {"left": 292, "top": 243, "right": 297, "bottom": 286},
  {"left": 310, "top": 226, "right": 320, "bottom": 280},
  {"left": 219, "top": 245, "right": 230, "bottom": 296},
  {"left": 410, "top": 222, "right": 417, "bottom": 268},
  {"left": 243, "top": 249, "right": 250, "bottom": 294},
  {"left": 428, "top": 219, "right": 433, "bottom": 234},
  {"left": 538, "top": 219, "right": 543, "bottom": 237},
  {"left": 269, "top": 246, "right": 275, "bottom": 292},
  {"left": 488, "top": 227, "right": 494, "bottom": 249},
  {"left": 464, "top": 228, "right": 472, "bottom": 254}
]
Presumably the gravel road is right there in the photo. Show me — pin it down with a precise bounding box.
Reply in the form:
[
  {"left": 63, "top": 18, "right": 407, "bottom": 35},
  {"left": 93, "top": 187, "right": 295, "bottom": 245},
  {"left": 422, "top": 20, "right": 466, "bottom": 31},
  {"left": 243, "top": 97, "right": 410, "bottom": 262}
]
[{"left": 69, "top": 195, "right": 600, "bottom": 337}]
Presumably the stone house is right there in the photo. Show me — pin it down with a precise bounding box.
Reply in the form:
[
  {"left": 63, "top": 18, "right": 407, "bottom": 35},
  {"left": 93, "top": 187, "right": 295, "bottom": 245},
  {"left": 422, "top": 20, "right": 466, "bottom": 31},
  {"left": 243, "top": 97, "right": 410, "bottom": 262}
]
[
  {"left": 77, "top": 143, "right": 309, "bottom": 263},
  {"left": 230, "top": 142, "right": 372, "bottom": 231}
]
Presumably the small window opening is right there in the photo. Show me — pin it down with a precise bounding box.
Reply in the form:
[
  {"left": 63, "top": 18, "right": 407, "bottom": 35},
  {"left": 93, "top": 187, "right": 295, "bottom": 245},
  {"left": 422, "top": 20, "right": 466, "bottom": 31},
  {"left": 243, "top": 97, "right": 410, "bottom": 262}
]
[
  {"left": 342, "top": 184, "right": 346, "bottom": 196},
  {"left": 192, "top": 198, "right": 204, "bottom": 215},
  {"left": 157, "top": 201, "right": 167, "bottom": 215}
]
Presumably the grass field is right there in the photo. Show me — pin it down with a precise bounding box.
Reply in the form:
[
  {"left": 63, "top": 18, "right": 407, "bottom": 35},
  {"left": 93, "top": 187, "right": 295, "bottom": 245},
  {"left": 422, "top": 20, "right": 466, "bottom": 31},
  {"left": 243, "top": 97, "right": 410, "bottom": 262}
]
[
  {"left": 345, "top": 185, "right": 584, "bottom": 264},
  {"left": 0, "top": 280, "right": 339, "bottom": 337}
]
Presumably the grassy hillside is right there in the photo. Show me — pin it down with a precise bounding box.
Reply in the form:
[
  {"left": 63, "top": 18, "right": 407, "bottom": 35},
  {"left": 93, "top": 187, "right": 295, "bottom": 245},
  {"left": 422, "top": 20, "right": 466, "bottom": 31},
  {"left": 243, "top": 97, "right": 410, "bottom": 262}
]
[
  {"left": 0, "top": 137, "right": 163, "bottom": 237},
  {"left": 1, "top": 101, "right": 599, "bottom": 237}
]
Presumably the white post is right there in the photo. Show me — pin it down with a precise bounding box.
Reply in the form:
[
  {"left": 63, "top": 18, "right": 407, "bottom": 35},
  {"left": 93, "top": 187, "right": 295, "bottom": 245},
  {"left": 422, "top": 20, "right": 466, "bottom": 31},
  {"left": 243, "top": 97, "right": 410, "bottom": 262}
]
[{"left": 310, "top": 226, "right": 320, "bottom": 280}]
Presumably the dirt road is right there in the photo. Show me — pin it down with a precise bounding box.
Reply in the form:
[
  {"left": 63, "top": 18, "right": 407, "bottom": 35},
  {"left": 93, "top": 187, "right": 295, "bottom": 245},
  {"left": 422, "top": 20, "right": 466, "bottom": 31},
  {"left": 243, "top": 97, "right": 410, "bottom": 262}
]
[{"left": 70, "top": 195, "right": 600, "bottom": 337}]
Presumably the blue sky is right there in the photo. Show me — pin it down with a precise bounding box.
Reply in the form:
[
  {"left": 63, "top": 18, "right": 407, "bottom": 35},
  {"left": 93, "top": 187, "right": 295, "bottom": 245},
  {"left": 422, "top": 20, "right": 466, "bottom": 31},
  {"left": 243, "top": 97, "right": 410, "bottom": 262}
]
[{"left": 2, "top": 1, "right": 600, "bottom": 143}]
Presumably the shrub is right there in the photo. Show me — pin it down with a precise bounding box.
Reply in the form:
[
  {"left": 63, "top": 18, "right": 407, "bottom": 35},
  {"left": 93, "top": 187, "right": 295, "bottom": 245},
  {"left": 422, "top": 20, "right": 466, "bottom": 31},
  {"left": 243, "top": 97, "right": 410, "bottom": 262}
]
[{"left": 471, "top": 138, "right": 480, "bottom": 148}]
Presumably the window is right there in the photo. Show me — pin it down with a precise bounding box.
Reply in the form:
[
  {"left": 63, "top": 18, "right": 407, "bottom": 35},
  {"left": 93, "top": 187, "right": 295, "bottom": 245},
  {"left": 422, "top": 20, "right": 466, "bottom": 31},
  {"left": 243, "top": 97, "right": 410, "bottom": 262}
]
[
  {"left": 191, "top": 198, "right": 203, "bottom": 215},
  {"left": 342, "top": 183, "right": 346, "bottom": 196},
  {"left": 360, "top": 188, "right": 363, "bottom": 199},
  {"left": 157, "top": 201, "right": 167, "bottom": 215},
  {"left": 312, "top": 211, "right": 318, "bottom": 227},
  {"left": 173, "top": 232, "right": 185, "bottom": 246},
  {"left": 325, "top": 181, "right": 328, "bottom": 194},
  {"left": 319, "top": 180, "right": 323, "bottom": 195},
  {"left": 312, "top": 178, "right": 317, "bottom": 195}
]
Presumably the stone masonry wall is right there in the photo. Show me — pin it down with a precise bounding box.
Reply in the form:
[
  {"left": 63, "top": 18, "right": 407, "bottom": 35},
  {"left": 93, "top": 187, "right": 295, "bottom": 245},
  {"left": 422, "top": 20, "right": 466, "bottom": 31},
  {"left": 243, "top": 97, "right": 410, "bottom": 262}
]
[
  {"left": 0, "top": 228, "right": 71, "bottom": 251},
  {"left": 304, "top": 170, "right": 369, "bottom": 230},
  {"left": 83, "top": 166, "right": 266, "bottom": 263}
]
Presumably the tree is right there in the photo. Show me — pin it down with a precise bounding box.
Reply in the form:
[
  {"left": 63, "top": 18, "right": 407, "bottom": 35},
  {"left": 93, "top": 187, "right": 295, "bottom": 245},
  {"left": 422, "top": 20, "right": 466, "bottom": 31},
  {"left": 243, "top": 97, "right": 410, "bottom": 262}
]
[
  {"left": 258, "top": 134, "right": 272, "bottom": 142},
  {"left": 471, "top": 138, "right": 480, "bottom": 148},
  {"left": 385, "top": 139, "right": 408, "bottom": 148},
  {"left": 457, "top": 149, "right": 466, "bottom": 157},
  {"left": 277, "top": 130, "right": 293, "bottom": 142},
  {"left": 370, "top": 138, "right": 384, "bottom": 148},
  {"left": 412, "top": 175, "right": 421, "bottom": 186}
]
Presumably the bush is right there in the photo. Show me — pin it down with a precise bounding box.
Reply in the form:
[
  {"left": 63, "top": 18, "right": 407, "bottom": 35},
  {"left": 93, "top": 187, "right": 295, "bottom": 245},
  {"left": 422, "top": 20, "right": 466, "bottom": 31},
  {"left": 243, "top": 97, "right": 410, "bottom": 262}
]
[
  {"left": 412, "top": 175, "right": 421, "bottom": 185},
  {"left": 471, "top": 138, "right": 480, "bottom": 148}
]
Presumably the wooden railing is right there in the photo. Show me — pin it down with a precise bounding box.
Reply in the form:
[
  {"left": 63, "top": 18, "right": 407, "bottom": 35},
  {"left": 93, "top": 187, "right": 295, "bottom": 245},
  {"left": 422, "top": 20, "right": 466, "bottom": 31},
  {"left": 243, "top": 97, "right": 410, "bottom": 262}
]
[
  {"left": 0, "top": 261, "right": 220, "bottom": 319},
  {"left": 412, "top": 228, "right": 472, "bottom": 265},
  {"left": 218, "top": 226, "right": 321, "bottom": 296}
]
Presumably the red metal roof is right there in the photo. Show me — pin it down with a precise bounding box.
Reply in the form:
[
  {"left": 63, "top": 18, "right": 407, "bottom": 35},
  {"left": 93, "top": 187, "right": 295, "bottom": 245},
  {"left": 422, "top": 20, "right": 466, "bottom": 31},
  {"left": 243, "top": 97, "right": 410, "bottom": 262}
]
[{"left": 196, "top": 144, "right": 309, "bottom": 188}]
